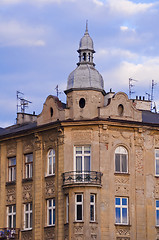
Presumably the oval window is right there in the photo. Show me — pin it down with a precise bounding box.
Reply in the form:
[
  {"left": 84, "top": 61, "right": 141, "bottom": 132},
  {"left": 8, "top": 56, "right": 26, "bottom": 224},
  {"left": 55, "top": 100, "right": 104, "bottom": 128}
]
[
  {"left": 118, "top": 104, "right": 124, "bottom": 116},
  {"left": 50, "top": 107, "right": 53, "bottom": 117},
  {"left": 79, "top": 98, "right": 85, "bottom": 108}
]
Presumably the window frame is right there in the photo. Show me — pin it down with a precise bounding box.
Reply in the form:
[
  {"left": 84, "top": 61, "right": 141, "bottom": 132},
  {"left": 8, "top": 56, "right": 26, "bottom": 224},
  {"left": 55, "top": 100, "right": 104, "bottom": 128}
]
[
  {"left": 74, "top": 145, "right": 91, "bottom": 172},
  {"left": 66, "top": 195, "right": 69, "bottom": 223},
  {"left": 25, "top": 153, "right": 33, "bottom": 179},
  {"left": 24, "top": 203, "right": 32, "bottom": 230},
  {"left": 90, "top": 194, "right": 96, "bottom": 222},
  {"left": 115, "top": 197, "right": 128, "bottom": 225},
  {"left": 47, "top": 149, "right": 55, "bottom": 176},
  {"left": 75, "top": 193, "right": 83, "bottom": 222},
  {"left": 8, "top": 157, "right": 16, "bottom": 182},
  {"left": 47, "top": 198, "right": 55, "bottom": 226},
  {"left": 7, "top": 205, "right": 16, "bottom": 229},
  {"left": 155, "top": 149, "right": 159, "bottom": 176},
  {"left": 156, "top": 200, "right": 159, "bottom": 226},
  {"left": 115, "top": 146, "right": 128, "bottom": 174}
]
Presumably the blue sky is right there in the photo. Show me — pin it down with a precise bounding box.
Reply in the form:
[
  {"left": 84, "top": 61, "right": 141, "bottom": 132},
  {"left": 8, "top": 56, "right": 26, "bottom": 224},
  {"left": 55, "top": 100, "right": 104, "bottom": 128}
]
[{"left": 0, "top": 0, "right": 159, "bottom": 127}]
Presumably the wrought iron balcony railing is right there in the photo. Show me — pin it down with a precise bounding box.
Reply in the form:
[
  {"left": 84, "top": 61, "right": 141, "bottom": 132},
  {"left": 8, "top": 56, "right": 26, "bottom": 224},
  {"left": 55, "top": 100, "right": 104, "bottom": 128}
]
[
  {"left": 0, "top": 228, "right": 19, "bottom": 239},
  {"left": 62, "top": 171, "right": 102, "bottom": 186}
]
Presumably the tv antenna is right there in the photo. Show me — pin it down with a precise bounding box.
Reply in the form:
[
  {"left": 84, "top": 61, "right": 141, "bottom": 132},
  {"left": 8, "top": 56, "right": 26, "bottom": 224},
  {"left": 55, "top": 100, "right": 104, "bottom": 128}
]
[
  {"left": 55, "top": 85, "right": 62, "bottom": 98},
  {"left": 151, "top": 79, "right": 157, "bottom": 111},
  {"left": 16, "top": 91, "right": 32, "bottom": 114},
  {"left": 129, "top": 78, "right": 138, "bottom": 99}
]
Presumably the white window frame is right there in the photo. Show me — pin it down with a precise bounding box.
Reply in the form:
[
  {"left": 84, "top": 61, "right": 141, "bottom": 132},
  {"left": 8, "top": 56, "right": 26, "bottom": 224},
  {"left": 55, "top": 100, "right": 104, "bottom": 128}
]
[
  {"left": 7, "top": 205, "right": 16, "bottom": 228},
  {"left": 47, "top": 198, "right": 55, "bottom": 226},
  {"left": 47, "top": 149, "right": 55, "bottom": 176},
  {"left": 66, "top": 195, "right": 69, "bottom": 223},
  {"left": 155, "top": 149, "right": 159, "bottom": 176},
  {"left": 74, "top": 146, "right": 91, "bottom": 181},
  {"left": 156, "top": 200, "right": 159, "bottom": 226},
  {"left": 90, "top": 194, "right": 96, "bottom": 222},
  {"left": 25, "top": 153, "right": 33, "bottom": 179},
  {"left": 75, "top": 193, "right": 83, "bottom": 222},
  {"left": 24, "top": 203, "right": 32, "bottom": 230},
  {"left": 8, "top": 157, "right": 16, "bottom": 182},
  {"left": 115, "top": 146, "right": 128, "bottom": 173},
  {"left": 115, "top": 197, "right": 128, "bottom": 225}
]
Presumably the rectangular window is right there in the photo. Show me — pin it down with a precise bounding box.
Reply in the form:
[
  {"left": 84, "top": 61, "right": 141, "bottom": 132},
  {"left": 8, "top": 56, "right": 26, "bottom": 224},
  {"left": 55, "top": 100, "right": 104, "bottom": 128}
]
[
  {"left": 24, "top": 203, "right": 32, "bottom": 230},
  {"left": 155, "top": 149, "right": 159, "bottom": 176},
  {"left": 47, "top": 149, "right": 55, "bottom": 176},
  {"left": 25, "top": 153, "right": 33, "bottom": 179},
  {"left": 90, "top": 194, "right": 95, "bottom": 222},
  {"left": 115, "top": 197, "right": 128, "bottom": 225},
  {"left": 7, "top": 205, "right": 16, "bottom": 228},
  {"left": 47, "top": 199, "right": 55, "bottom": 226},
  {"left": 156, "top": 200, "right": 159, "bottom": 226},
  {"left": 66, "top": 195, "right": 69, "bottom": 223},
  {"left": 74, "top": 146, "right": 91, "bottom": 181},
  {"left": 75, "top": 194, "right": 83, "bottom": 221},
  {"left": 8, "top": 157, "right": 16, "bottom": 182}
]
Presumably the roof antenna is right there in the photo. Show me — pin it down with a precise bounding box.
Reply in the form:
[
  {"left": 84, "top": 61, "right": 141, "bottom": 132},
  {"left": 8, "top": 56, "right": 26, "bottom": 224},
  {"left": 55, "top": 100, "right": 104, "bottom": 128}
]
[
  {"left": 129, "top": 78, "right": 138, "bottom": 99},
  {"left": 55, "top": 85, "right": 62, "bottom": 98},
  {"left": 16, "top": 91, "right": 32, "bottom": 114}
]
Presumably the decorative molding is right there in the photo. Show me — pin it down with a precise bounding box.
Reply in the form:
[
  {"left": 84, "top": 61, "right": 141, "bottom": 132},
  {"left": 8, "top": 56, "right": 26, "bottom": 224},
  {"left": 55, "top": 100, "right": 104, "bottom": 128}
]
[
  {"left": 72, "top": 131, "right": 92, "bottom": 141},
  {"left": 23, "top": 184, "right": 32, "bottom": 202},
  {"left": 116, "top": 238, "right": 130, "bottom": 240},
  {"left": 7, "top": 143, "right": 17, "bottom": 157},
  {"left": 44, "top": 227, "right": 55, "bottom": 240},
  {"left": 115, "top": 185, "right": 129, "bottom": 195},
  {"left": 21, "top": 231, "right": 32, "bottom": 240},
  {"left": 45, "top": 179, "right": 55, "bottom": 197},
  {"left": 34, "top": 133, "right": 42, "bottom": 151},
  {"left": 135, "top": 146, "right": 144, "bottom": 175},
  {"left": 115, "top": 177, "right": 129, "bottom": 184},
  {"left": 23, "top": 139, "right": 33, "bottom": 153},
  {"left": 74, "top": 225, "right": 83, "bottom": 234},
  {"left": 116, "top": 227, "right": 130, "bottom": 236},
  {"left": 155, "top": 136, "right": 159, "bottom": 147},
  {"left": 6, "top": 187, "right": 16, "bottom": 204},
  {"left": 74, "top": 235, "right": 83, "bottom": 240},
  {"left": 91, "top": 235, "right": 97, "bottom": 239}
]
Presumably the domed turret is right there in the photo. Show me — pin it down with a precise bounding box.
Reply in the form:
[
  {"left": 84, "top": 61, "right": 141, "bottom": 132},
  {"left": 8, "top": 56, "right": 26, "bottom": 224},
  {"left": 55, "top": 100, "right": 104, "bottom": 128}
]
[{"left": 65, "top": 23, "right": 105, "bottom": 95}]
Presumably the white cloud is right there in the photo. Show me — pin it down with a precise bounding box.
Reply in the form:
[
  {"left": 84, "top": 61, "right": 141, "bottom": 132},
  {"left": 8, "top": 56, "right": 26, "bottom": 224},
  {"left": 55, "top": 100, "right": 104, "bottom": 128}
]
[
  {"left": 107, "top": 0, "right": 154, "bottom": 15},
  {"left": 97, "top": 47, "right": 138, "bottom": 60},
  {"left": 102, "top": 56, "right": 159, "bottom": 94},
  {"left": 93, "top": 0, "right": 104, "bottom": 6},
  {"left": 0, "top": 21, "right": 46, "bottom": 47}
]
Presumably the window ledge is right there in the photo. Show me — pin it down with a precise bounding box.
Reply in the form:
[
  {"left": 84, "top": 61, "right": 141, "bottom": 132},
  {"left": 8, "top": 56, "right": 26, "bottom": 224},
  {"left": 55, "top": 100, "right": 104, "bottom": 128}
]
[
  {"left": 22, "top": 178, "right": 33, "bottom": 183},
  {"left": 155, "top": 225, "right": 159, "bottom": 228},
  {"left": 45, "top": 174, "right": 55, "bottom": 179},
  {"left": 114, "top": 172, "right": 130, "bottom": 176},
  {"left": 89, "top": 221, "right": 98, "bottom": 224},
  {"left": 115, "top": 223, "right": 131, "bottom": 227},
  {"left": 21, "top": 229, "right": 32, "bottom": 232},
  {"left": 6, "top": 181, "right": 16, "bottom": 186},
  {"left": 73, "top": 221, "right": 84, "bottom": 224},
  {"left": 44, "top": 225, "right": 55, "bottom": 229}
]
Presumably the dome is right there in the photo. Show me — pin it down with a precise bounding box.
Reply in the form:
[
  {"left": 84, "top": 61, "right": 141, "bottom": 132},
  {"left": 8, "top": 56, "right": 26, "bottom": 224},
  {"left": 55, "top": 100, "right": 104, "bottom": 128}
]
[
  {"left": 67, "top": 64, "right": 104, "bottom": 91},
  {"left": 79, "top": 31, "right": 94, "bottom": 51}
]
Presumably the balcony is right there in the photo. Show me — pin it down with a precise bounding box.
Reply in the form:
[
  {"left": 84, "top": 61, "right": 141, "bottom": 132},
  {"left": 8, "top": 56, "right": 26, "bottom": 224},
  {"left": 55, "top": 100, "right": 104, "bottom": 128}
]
[
  {"left": 62, "top": 171, "right": 102, "bottom": 187},
  {"left": 0, "top": 228, "right": 19, "bottom": 239}
]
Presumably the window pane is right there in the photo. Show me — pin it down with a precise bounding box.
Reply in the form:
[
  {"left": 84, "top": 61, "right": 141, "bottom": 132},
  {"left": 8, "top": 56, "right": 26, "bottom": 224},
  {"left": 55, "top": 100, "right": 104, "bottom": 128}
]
[
  {"left": 115, "top": 198, "right": 120, "bottom": 205},
  {"left": 13, "top": 215, "right": 16, "bottom": 228},
  {"left": 84, "top": 146, "right": 90, "bottom": 154},
  {"left": 9, "top": 206, "right": 12, "bottom": 213},
  {"left": 77, "top": 205, "right": 82, "bottom": 220},
  {"left": 156, "top": 150, "right": 159, "bottom": 158},
  {"left": 122, "top": 208, "right": 128, "bottom": 224},
  {"left": 84, "top": 156, "right": 90, "bottom": 171},
  {"left": 122, "top": 154, "right": 127, "bottom": 172},
  {"left": 30, "top": 212, "right": 32, "bottom": 228},
  {"left": 157, "top": 210, "right": 159, "bottom": 225},
  {"left": 77, "top": 195, "right": 82, "bottom": 202},
  {"left": 90, "top": 205, "right": 94, "bottom": 221},
  {"left": 53, "top": 209, "right": 55, "bottom": 225},
  {"left": 156, "top": 160, "right": 159, "bottom": 175},
  {"left": 30, "top": 203, "right": 32, "bottom": 210},
  {"left": 76, "top": 147, "right": 82, "bottom": 154},
  {"left": 115, "top": 154, "right": 120, "bottom": 172},
  {"left": 25, "top": 213, "right": 28, "bottom": 228},
  {"left": 115, "top": 207, "right": 120, "bottom": 223},
  {"left": 122, "top": 198, "right": 127, "bottom": 205},
  {"left": 49, "top": 209, "right": 52, "bottom": 225},
  {"left": 76, "top": 157, "right": 82, "bottom": 172},
  {"left": 156, "top": 200, "right": 159, "bottom": 208},
  {"left": 90, "top": 195, "right": 94, "bottom": 202},
  {"left": 13, "top": 205, "right": 16, "bottom": 212},
  {"left": 9, "top": 216, "right": 12, "bottom": 228}
]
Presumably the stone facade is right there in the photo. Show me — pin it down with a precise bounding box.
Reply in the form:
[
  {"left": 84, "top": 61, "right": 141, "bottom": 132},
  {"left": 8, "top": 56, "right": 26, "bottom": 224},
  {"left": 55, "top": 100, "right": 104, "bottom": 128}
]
[{"left": 0, "top": 26, "right": 159, "bottom": 240}]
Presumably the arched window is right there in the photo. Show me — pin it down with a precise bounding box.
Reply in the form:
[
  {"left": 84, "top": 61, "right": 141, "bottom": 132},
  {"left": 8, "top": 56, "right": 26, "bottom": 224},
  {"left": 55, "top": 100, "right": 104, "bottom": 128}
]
[
  {"left": 83, "top": 52, "right": 86, "bottom": 61},
  {"left": 115, "top": 146, "right": 128, "bottom": 173},
  {"left": 47, "top": 149, "right": 55, "bottom": 175}
]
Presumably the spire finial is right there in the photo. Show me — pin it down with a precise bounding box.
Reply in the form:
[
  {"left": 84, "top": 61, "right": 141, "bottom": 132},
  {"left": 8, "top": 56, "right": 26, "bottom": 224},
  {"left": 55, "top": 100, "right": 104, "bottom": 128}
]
[{"left": 85, "top": 20, "right": 88, "bottom": 34}]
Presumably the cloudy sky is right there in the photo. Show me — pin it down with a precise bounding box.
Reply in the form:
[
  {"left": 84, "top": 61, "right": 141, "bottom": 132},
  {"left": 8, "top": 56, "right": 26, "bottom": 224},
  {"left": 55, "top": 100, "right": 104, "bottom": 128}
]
[{"left": 0, "top": 0, "right": 159, "bottom": 127}]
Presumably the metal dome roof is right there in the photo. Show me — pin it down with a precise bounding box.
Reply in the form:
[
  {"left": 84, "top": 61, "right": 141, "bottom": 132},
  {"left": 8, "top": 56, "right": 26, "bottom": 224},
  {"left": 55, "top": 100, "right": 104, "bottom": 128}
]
[
  {"left": 79, "top": 29, "right": 94, "bottom": 51},
  {"left": 67, "top": 64, "right": 104, "bottom": 91}
]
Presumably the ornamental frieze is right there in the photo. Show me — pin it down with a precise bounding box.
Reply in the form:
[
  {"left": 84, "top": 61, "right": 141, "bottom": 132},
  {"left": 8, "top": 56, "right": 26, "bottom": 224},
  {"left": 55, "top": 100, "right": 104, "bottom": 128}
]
[
  {"left": 7, "top": 143, "right": 17, "bottom": 157},
  {"left": 21, "top": 231, "right": 32, "bottom": 240},
  {"left": 6, "top": 187, "right": 16, "bottom": 204},
  {"left": 23, "top": 139, "right": 33, "bottom": 153},
  {"left": 22, "top": 184, "right": 32, "bottom": 202},
  {"left": 72, "top": 131, "right": 92, "bottom": 142},
  {"left": 74, "top": 225, "right": 83, "bottom": 234},
  {"left": 45, "top": 179, "right": 55, "bottom": 197},
  {"left": 116, "top": 226, "right": 130, "bottom": 236}
]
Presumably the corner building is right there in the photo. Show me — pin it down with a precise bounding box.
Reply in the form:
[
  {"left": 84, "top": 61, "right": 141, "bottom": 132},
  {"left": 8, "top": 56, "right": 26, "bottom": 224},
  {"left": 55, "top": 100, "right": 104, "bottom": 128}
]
[{"left": 0, "top": 26, "right": 159, "bottom": 240}]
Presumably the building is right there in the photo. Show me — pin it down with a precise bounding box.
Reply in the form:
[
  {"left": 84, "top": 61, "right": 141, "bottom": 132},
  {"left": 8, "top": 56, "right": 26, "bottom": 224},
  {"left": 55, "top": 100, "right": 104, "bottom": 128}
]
[{"left": 0, "top": 25, "right": 159, "bottom": 240}]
